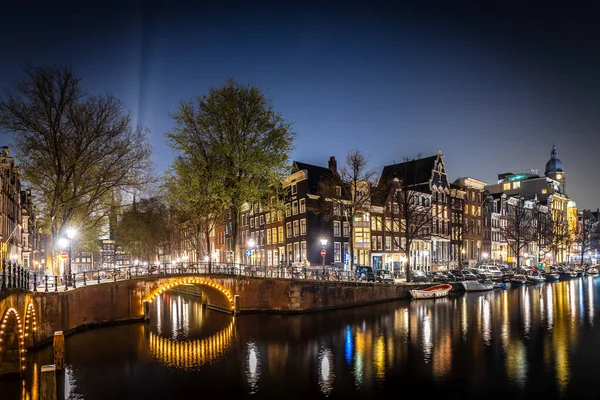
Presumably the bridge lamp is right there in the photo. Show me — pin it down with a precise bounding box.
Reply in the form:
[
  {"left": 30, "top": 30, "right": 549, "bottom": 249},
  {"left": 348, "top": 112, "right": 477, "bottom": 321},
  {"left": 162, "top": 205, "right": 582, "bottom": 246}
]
[{"left": 320, "top": 237, "right": 328, "bottom": 279}]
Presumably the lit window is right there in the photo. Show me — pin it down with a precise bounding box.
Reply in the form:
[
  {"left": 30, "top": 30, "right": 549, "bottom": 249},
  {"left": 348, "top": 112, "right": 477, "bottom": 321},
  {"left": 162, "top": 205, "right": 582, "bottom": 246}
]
[
  {"left": 300, "top": 219, "right": 306, "bottom": 235},
  {"left": 513, "top": 181, "right": 521, "bottom": 189},
  {"left": 299, "top": 198, "right": 306, "bottom": 213},
  {"left": 334, "top": 221, "right": 341, "bottom": 237},
  {"left": 293, "top": 220, "right": 299, "bottom": 236},
  {"left": 503, "top": 183, "right": 511, "bottom": 190},
  {"left": 542, "top": 188, "right": 547, "bottom": 194},
  {"left": 342, "top": 222, "right": 349, "bottom": 237},
  {"left": 292, "top": 201, "right": 298, "bottom": 215},
  {"left": 334, "top": 242, "right": 341, "bottom": 262}
]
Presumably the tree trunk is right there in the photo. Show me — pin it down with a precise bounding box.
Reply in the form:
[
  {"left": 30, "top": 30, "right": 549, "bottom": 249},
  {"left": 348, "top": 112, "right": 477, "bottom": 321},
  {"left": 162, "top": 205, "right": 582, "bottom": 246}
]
[
  {"left": 204, "top": 225, "right": 212, "bottom": 273},
  {"left": 405, "top": 234, "right": 412, "bottom": 283},
  {"left": 348, "top": 218, "right": 354, "bottom": 273},
  {"left": 580, "top": 222, "right": 586, "bottom": 267},
  {"left": 231, "top": 207, "right": 240, "bottom": 264}
]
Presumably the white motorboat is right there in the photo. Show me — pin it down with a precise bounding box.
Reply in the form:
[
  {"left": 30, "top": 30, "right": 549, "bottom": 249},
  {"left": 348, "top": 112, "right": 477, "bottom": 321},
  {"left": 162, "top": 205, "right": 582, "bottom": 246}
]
[
  {"left": 525, "top": 274, "right": 545, "bottom": 284},
  {"left": 462, "top": 280, "right": 494, "bottom": 292}
]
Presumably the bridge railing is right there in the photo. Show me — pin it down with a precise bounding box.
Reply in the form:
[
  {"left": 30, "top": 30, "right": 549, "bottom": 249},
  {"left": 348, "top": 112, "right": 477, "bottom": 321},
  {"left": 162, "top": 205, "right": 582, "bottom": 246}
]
[
  {"left": 0, "top": 259, "right": 30, "bottom": 291},
  {"left": 2, "top": 261, "right": 365, "bottom": 293}
]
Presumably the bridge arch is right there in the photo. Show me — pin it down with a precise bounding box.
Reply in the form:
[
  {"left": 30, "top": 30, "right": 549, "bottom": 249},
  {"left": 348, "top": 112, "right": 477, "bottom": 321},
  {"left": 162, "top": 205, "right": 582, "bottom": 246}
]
[
  {"left": 23, "top": 303, "right": 38, "bottom": 348},
  {"left": 142, "top": 276, "right": 236, "bottom": 314},
  {"left": 0, "top": 307, "right": 25, "bottom": 373}
]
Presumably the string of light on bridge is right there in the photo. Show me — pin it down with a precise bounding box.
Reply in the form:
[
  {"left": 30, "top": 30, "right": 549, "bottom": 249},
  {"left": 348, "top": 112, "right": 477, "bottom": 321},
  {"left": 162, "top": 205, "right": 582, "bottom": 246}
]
[
  {"left": 144, "top": 278, "right": 235, "bottom": 311},
  {"left": 0, "top": 307, "right": 26, "bottom": 370}
]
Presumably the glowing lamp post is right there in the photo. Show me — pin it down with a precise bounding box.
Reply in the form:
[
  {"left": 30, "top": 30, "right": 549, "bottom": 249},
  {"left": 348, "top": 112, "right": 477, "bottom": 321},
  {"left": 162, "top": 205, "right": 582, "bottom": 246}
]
[{"left": 320, "top": 237, "right": 328, "bottom": 279}]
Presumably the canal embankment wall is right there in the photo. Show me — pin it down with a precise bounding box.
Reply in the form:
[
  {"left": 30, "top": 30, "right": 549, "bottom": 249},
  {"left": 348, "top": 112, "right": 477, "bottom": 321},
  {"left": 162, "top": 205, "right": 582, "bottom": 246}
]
[{"left": 0, "top": 278, "right": 464, "bottom": 348}]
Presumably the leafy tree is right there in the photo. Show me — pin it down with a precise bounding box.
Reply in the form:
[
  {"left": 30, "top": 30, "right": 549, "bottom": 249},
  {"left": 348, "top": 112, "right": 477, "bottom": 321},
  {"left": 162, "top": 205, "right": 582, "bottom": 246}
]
[
  {"left": 166, "top": 78, "right": 295, "bottom": 263},
  {"left": 0, "top": 65, "right": 152, "bottom": 250},
  {"left": 114, "top": 197, "right": 169, "bottom": 263},
  {"left": 162, "top": 155, "right": 225, "bottom": 269},
  {"left": 312, "top": 150, "right": 377, "bottom": 272}
]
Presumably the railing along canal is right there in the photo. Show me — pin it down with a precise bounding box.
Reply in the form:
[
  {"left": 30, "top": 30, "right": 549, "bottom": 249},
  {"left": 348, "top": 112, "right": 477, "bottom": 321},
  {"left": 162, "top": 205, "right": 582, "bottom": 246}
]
[{"left": 0, "top": 261, "right": 358, "bottom": 293}]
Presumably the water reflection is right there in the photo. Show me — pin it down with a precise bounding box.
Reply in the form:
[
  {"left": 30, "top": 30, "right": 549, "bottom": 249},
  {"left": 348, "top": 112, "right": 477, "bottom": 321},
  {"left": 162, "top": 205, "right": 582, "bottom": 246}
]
[
  {"left": 318, "top": 348, "right": 334, "bottom": 395},
  {"left": 148, "top": 321, "right": 234, "bottom": 369},
  {"left": 8, "top": 279, "right": 600, "bottom": 399},
  {"left": 246, "top": 342, "right": 260, "bottom": 394}
]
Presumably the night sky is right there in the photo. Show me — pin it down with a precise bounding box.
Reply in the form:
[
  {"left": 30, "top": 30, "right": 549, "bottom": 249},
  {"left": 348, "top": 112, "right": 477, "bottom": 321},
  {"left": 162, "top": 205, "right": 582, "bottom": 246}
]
[{"left": 1, "top": 1, "right": 599, "bottom": 208}]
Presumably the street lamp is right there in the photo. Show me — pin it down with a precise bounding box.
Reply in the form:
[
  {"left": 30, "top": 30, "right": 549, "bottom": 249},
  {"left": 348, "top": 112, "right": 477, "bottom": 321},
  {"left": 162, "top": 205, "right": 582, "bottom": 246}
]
[
  {"left": 60, "top": 228, "right": 77, "bottom": 286},
  {"left": 320, "top": 237, "right": 328, "bottom": 279}
]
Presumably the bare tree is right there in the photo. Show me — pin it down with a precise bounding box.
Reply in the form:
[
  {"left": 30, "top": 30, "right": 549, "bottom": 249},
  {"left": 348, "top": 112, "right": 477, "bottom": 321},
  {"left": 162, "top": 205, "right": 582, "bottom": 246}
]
[
  {"left": 499, "top": 197, "right": 537, "bottom": 269},
  {"left": 533, "top": 204, "right": 553, "bottom": 267},
  {"left": 578, "top": 209, "right": 598, "bottom": 266},
  {"left": 0, "top": 66, "right": 153, "bottom": 250},
  {"left": 312, "top": 150, "right": 377, "bottom": 272},
  {"left": 378, "top": 155, "right": 449, "bottom": 282}
]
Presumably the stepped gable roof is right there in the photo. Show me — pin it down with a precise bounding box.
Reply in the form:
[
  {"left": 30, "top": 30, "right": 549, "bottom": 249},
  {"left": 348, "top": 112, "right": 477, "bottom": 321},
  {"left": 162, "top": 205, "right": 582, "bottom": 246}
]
[
  {"left": 372, "top": 154, "right": 446, "bottom": 206},
  {"left": 292, "top": 161, "right": 336, "bottom": 195}
]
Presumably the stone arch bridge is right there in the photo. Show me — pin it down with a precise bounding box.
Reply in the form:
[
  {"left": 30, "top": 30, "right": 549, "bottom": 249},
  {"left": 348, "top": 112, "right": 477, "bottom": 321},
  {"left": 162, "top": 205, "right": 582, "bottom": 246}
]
[{"left": 0, "top": 272, "right": 415, "bottom": 375}]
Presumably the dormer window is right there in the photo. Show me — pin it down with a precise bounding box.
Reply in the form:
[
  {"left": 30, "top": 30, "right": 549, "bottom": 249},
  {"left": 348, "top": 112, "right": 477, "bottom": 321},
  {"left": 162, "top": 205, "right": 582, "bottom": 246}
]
[{"left": 291, "top": 183, "right": 297, "bottom": 195}]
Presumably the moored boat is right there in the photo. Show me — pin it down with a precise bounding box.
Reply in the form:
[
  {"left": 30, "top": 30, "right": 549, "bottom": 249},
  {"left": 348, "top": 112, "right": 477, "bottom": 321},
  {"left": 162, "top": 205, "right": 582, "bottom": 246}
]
[
  {"left": 409, "top": 283, "right": 452, "bottom": 299},
  {"left": 510, "top": 274, "right": 527, "bottom": 285},
  {"left": 588, "top": 266, "right": 599, "bottom": 275},
  {"left": 545, "top": 272, "right": 560, "bottom": 282},
  {"left": 559, "top": 271, "right": 578, "bottom": 279},
  {"left": 525, "top": 274, "right": 545, "bottom": 284},
  {"left": 462, "top": 280, "right": 494, "bottom": 292},
  {"left": 493, "top": 281, "right": 508, "bottom": 289}
]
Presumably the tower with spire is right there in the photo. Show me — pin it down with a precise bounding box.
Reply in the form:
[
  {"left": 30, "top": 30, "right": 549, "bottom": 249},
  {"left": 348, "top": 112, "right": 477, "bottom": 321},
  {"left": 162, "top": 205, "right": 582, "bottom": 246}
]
[{"left": 544, "top": 143, "right": 566, "bottom": 195}]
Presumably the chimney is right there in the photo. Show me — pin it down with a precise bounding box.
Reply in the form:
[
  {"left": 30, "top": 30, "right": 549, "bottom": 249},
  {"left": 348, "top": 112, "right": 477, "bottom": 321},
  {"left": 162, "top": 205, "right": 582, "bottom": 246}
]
[
  {"left": 328, "top": 156, "right": 337, "bottom": 173},
  {"left": 1, "top": 146, "right": 9, "bottom": 156}
]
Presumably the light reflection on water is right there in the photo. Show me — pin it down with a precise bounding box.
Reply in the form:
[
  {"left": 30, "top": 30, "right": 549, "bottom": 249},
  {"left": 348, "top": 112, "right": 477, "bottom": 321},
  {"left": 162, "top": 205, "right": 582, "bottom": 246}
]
[{"left": 9, "top": 278, "right": 600, "bottom": 399}]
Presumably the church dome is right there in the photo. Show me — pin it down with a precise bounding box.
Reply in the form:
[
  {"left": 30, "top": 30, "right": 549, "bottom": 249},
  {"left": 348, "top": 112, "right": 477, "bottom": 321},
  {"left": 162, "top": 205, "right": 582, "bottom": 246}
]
[{"left": 545, "top": 144, "right": 563, "bottom": 175}]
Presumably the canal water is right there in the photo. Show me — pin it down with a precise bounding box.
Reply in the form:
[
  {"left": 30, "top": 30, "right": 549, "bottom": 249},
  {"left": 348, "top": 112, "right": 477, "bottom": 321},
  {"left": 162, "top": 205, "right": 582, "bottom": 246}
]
[{"left": 3, "top": 277, "right": 600, "bottom": 399}]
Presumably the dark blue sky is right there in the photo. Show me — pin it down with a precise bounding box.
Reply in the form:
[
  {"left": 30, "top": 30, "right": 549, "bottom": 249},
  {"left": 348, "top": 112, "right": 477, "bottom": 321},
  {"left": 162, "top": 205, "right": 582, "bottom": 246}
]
[{"left": 1, "top": 0, "right": 599, "bottom": 208}]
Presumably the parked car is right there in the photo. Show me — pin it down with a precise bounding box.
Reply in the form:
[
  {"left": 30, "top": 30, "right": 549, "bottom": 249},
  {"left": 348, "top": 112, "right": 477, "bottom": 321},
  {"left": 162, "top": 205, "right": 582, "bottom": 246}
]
[
  {"left": 355, "top": 266, "right": 375, "bottom": 282},
  {"left": 428, "top": 271, "right": 449, "bottom": 282},
  {"left": 410, "top": 269, "right": 428, "bottom": 282},
  {"left": 475, "top": 265, "right": 502, "bottom": 278},
  {"left": 447, "top": 269, "right": 465, "bottom": 281},
  {"left": 462, "top": 269, "right": 479, "bottom": 281},
  {"left": 375, "top": 269, "right": 395, "bottom": 284}
]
